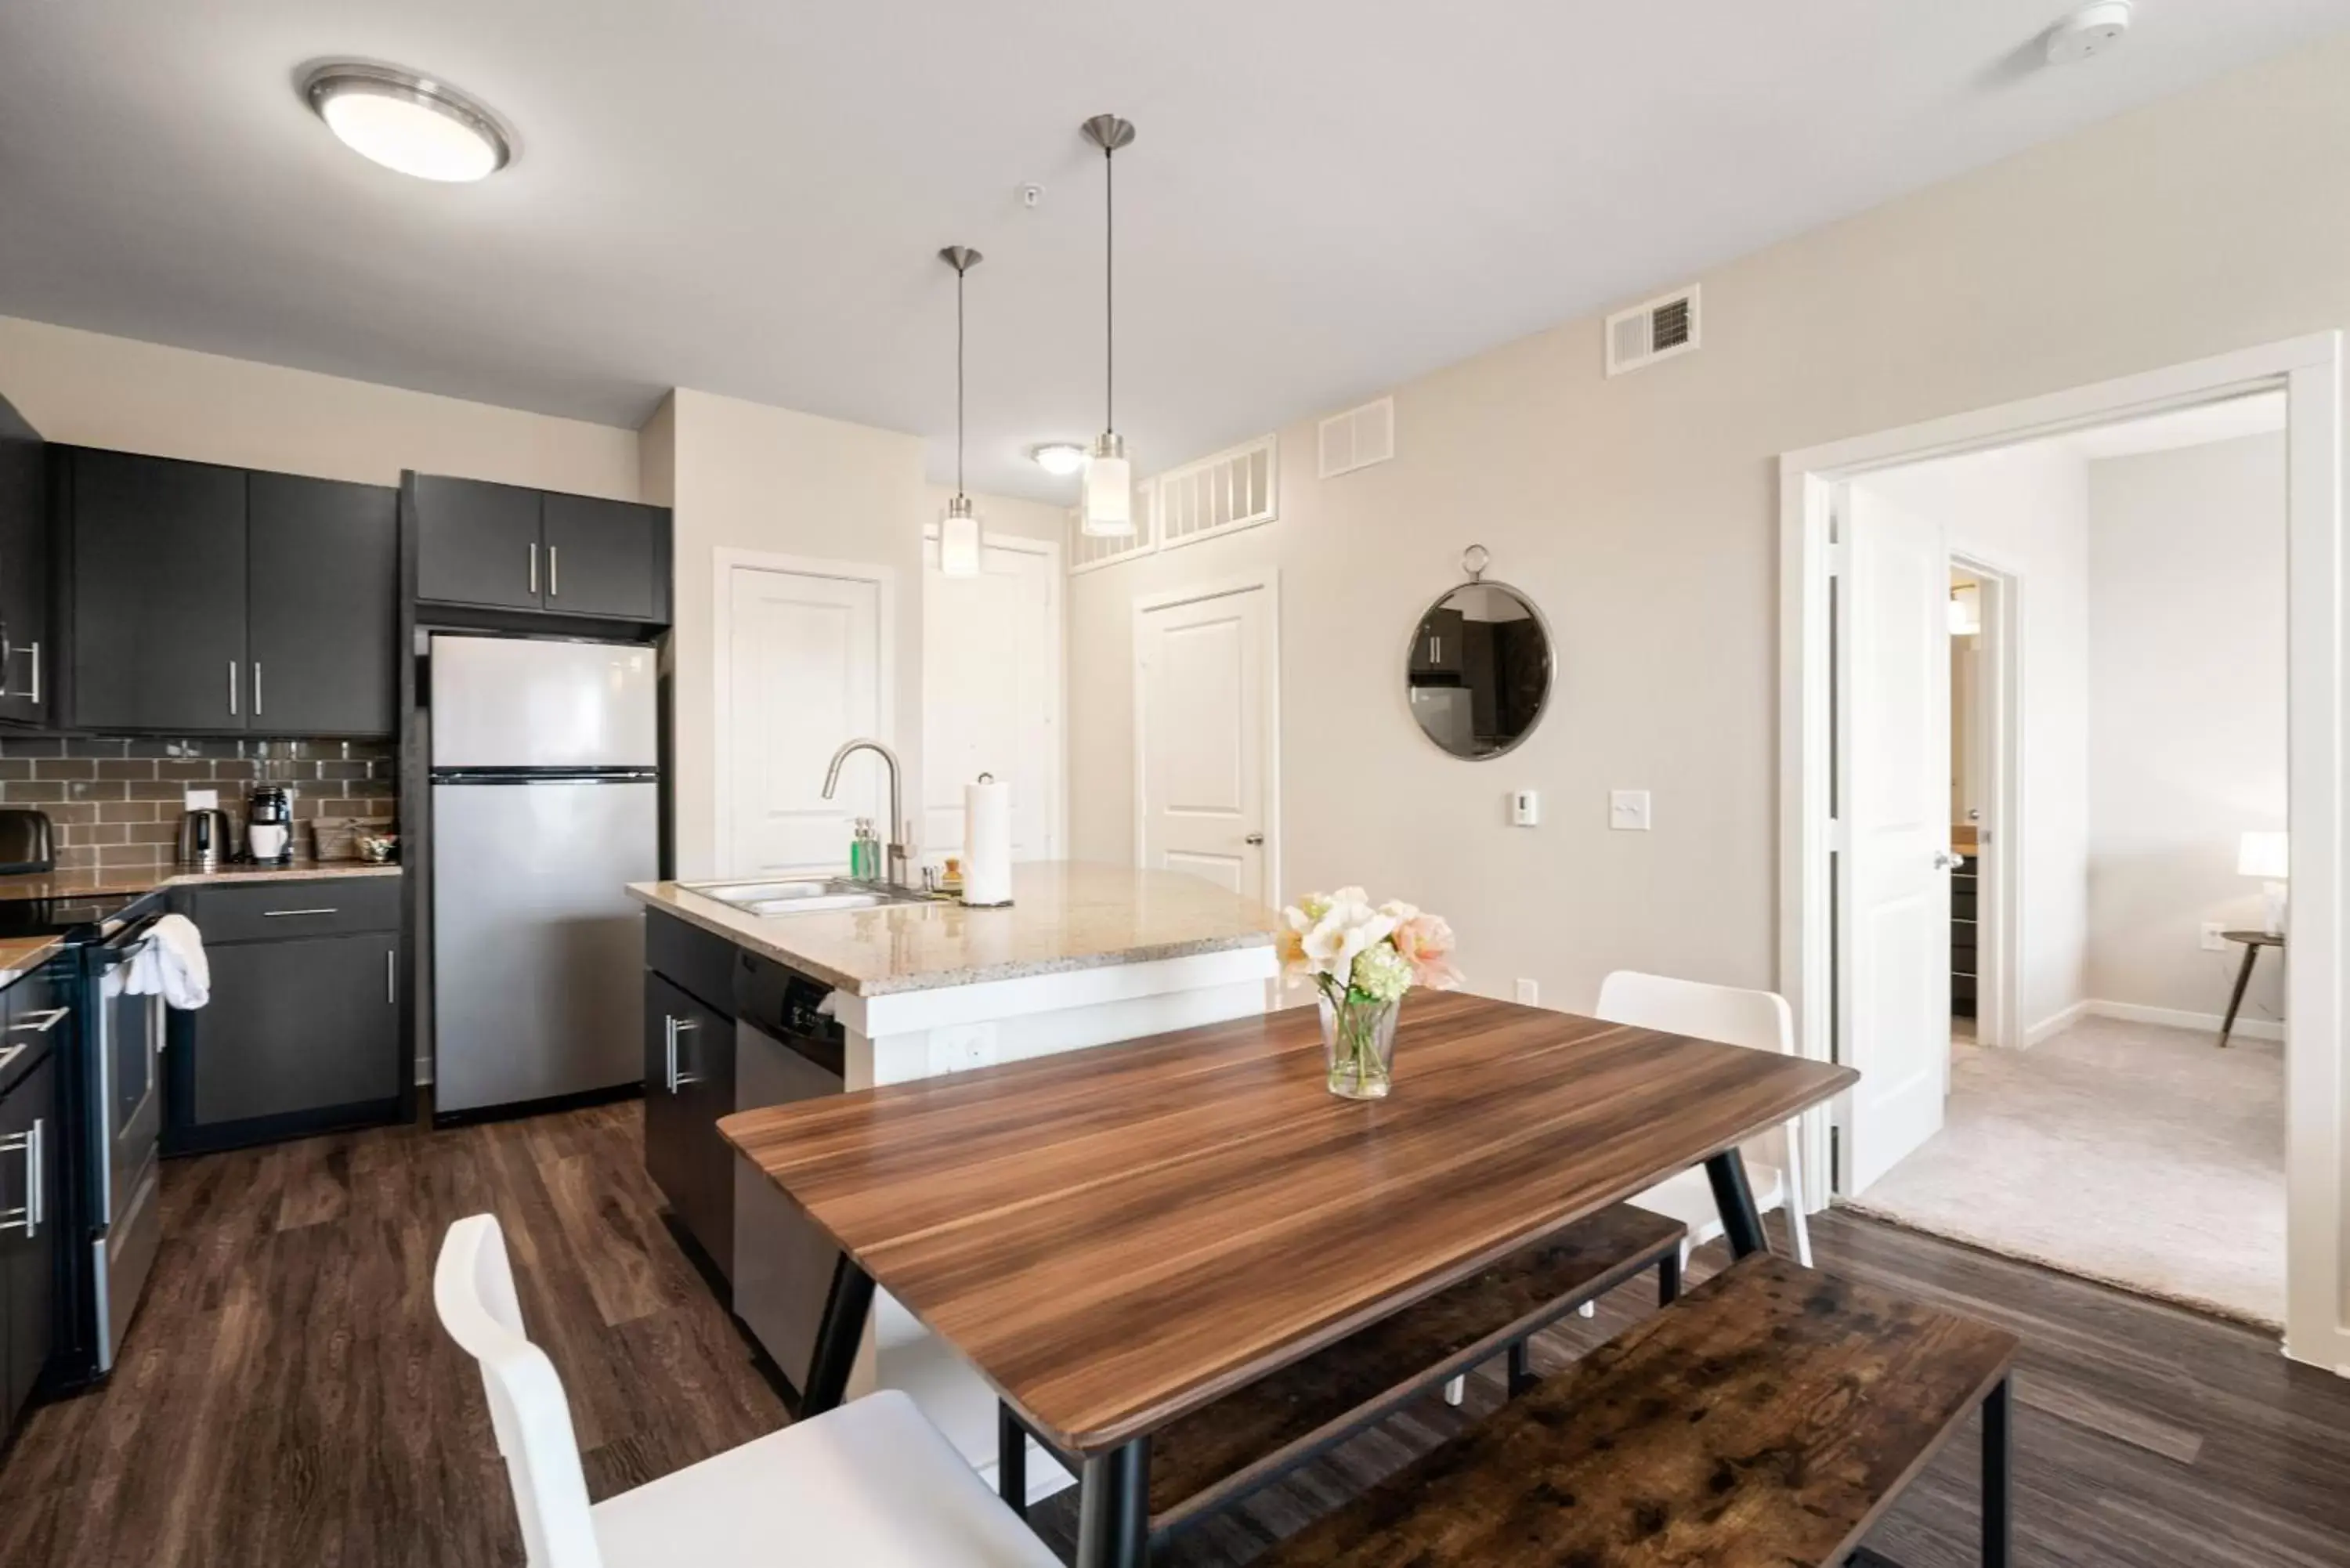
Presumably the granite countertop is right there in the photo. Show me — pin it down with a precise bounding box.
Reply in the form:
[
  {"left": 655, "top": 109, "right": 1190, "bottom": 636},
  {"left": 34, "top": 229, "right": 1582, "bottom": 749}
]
[
  {"left": 628, "top": 861, "right": 1278, "bottom": 998},
  {"left": 0, "top": 934, "right": 67, "bottom": 984},
  {"left": 0, "top": 858, "right": 405, "bottom": 903}
]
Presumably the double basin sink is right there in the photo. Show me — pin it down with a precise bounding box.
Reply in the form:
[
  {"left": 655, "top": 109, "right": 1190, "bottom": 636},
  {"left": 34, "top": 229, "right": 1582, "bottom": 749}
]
[{"left": 680, "top": 876, "right": 935, "bottom": 917}]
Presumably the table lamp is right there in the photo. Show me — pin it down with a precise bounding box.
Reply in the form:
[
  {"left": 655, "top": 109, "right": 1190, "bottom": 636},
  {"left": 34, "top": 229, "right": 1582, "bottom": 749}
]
[{"left": 2238, "top": 830, "right": 2289, "bottom": 937}]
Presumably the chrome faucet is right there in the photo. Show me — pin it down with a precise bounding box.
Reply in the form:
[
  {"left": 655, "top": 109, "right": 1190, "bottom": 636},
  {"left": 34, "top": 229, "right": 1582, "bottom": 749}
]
[{"left": 822, "top": 738, "right": 910, "bottom": 889}]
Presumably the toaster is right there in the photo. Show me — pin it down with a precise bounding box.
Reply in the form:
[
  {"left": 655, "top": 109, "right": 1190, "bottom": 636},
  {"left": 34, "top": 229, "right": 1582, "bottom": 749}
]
[{"left": 0, "top": 807, "right": 55, "bottom": 875}]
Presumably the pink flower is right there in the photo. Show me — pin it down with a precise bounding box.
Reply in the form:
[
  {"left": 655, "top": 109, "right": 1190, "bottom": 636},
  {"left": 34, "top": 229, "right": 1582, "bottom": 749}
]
[{"left": 1392, "top": 913, "right": 1462, "bottom": 990}]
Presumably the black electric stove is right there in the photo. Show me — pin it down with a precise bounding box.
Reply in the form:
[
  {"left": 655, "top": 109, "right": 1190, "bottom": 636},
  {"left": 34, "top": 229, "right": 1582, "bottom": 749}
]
[{"left": 0, "top": 891, "right": 150, "bottom": 942}]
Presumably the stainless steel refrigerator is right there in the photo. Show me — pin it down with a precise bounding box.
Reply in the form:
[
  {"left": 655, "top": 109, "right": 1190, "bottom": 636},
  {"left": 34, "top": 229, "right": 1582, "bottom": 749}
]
[{"left": 430, "top": 634, "right": 659, "bottom": 1115}]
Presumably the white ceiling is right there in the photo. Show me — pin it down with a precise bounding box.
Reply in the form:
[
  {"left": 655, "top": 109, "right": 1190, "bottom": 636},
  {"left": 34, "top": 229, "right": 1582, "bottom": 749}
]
[{"left": 2, "top": 3, "right": 2345, "bottom": 501}]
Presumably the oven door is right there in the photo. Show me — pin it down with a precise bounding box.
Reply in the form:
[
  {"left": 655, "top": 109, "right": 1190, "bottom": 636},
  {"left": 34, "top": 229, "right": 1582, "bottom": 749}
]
[{"left": 92, "top": 918, "right": 163, "bottom": 1371}]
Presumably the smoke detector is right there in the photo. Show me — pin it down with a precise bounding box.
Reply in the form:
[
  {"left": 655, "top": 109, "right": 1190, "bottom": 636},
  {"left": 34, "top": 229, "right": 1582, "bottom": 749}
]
[{"left": 2045, "top": 2, "right": 2132, "bottom": 66}]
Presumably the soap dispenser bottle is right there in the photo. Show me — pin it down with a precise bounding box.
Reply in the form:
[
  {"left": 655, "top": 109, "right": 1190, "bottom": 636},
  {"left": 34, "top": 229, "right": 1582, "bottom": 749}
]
[{"left": 850, "top": 817, "right": 878, "bottom": 880}]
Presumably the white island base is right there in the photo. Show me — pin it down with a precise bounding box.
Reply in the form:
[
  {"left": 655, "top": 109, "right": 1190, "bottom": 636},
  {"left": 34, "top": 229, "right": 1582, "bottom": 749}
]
[{"left": 736, "top": 941, "right": 1278, "bottom": 1501}]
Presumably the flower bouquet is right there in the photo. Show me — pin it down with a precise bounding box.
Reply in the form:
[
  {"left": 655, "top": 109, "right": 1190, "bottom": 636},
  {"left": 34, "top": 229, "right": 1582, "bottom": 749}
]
[{"left": 1277, "top": 888, "right": 1461, "bottom": 1099}]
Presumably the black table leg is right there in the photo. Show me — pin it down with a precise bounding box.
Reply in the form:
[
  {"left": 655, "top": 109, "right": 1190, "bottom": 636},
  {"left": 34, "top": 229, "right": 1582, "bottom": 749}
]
[
  {"left": 2218, "top": 941, "right": 2261, "bottom": 1049},
  {"left": 1658, "top": 1248, "right": 1683, "bottom": 1305},
  {"left": 1705, "top": 1147, "right": 1770, "bottom": 1259},
  {"left": 1506, "top": 1340, "right": 1537, "bottom": 1397},
  {"left": 1075, "top": 1436, "right": 1152, "bottom": 1568},
  {"left": 1983, "top": 1374, "right": 2012, "bottom": 1568},
  {"left": 800, "top": 1253, "right": 876, "bottom": 1417},
  {"left": 998, "top": 1401, "right": 1029, "bottom": 1519}
]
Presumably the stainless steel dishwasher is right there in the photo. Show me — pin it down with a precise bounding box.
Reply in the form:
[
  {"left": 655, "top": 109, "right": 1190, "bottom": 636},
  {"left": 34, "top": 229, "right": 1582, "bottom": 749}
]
[{"left": 729, "top": 950, "right": 844, "bottom": 1400}]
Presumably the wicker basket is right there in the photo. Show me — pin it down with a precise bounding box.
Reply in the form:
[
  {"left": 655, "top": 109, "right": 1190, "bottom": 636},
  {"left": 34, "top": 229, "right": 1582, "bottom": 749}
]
[{"left": 311, "top": 815, "right": 395, "bottom": 862}]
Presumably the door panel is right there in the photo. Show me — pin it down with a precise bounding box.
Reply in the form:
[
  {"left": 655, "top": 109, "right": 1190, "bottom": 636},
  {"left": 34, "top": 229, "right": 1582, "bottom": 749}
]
[
  {"left": 246, "top": 473, "right": 398, "bottom": 735},
  {"left": 69, "top": 450, "right": 248, "bottom": 731},
  {"left": 412, "top": 475, "right": 544, "bottom": 610},
  {"left": 1842, "top": 486, "right": 1954, "bottom": 1194},
  {"left": 643, "top": 974, "right": 735, "bottom": 1280},
  {"left": 1137, "top": 586, "right": 1267, "bottom": 901},
  {"left": 190, "top": 937, "right": 399, "bottom": 1124},
  {"left": 542, "top": 494, "right": 666, "bottom": 621},
  {"left": 0, "top": 1053, "right": 57, "bottom": 1429},
  {"left": 0, "top": 396, "right": 49, "bottom": 728},
  {"left": 724, "top": 565, "right": 883, "bottom": 876},
  {"left": 921, "top": 539, "right": 1059, "bottom": 863}
]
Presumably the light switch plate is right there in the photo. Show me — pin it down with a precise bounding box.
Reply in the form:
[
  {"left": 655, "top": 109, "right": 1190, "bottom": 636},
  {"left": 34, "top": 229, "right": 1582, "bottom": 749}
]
[
  {"left": 1610, "top": 789, "right": 1652, "bottom": 831},
  {"left": 1510, "top": 789, "right": 1540, "bottom": 827},
  {"left": 185, "top": 788, "right": 219, "bottom": 811},
  {"left": 2200, "top": 923, "right": 2228, "bottom": 953}
]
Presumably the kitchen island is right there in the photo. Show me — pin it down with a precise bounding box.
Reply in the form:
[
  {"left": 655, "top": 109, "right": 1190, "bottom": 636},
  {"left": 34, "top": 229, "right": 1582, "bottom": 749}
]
[{"left": 627, "top": 861, "right": 1280, "bottom": 1497}]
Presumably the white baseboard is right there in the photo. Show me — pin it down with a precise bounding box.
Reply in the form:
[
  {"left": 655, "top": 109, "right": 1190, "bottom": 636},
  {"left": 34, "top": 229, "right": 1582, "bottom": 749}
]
[
  {"left": 2022, "top": 999, "right": 2092, "bottom": 1046},
  {"left": 2085, "top": 997, "right": 2284, "bottom": 1043}
]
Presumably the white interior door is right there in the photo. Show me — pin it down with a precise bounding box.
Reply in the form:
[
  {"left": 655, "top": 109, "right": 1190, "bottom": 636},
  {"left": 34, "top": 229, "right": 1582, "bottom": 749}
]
[
  {"left": 1135, "top": 583, "right": 1269, "bottom": 900},
  {"left": 723, "top": 562, "right": 885, "bottom": 876},
  {"left": 1842, "top": 485, "right": 1954, "bottom": 1194},
  {"left": 921, "top": 536, "right": 1061, "bottom": 864}
]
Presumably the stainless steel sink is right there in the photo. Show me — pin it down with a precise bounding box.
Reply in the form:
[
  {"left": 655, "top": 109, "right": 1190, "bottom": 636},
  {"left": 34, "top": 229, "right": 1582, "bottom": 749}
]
[{"left": 681, "top": 876, "right": 933, "bottom": 916}]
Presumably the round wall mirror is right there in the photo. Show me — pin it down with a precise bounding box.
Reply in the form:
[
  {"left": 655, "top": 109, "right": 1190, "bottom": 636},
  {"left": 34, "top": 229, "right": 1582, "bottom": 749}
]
[{"left": 1406, "top": 549, "right": 1553, "bottom": 759}]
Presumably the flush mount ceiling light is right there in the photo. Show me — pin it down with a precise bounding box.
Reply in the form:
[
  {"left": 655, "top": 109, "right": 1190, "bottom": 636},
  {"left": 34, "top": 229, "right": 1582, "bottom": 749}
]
[
  {"left": 1031, "top": 443, "right": 1089, "bottom": 476},
  {"left": 2044, "top": 2, "right": 2132, "bottom": 66},
  {"left": 938, "top": 246, "right": 985, "bottom": 579},
  {"left": 1079, "top": 113, "right": 1137, "bottom": 537},
  {"left": 303, "top": 63, "right": 512, "bottom": 182}
]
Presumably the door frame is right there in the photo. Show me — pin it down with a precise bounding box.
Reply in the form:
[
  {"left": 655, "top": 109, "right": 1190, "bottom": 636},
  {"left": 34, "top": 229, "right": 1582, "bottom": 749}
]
[
  {"left": 921, "top": 525, "right": 1068, "bottom": 862},
  {"left": 1780, "top": 331, "right": 2344, "bottom": 1371},
  {"left": 1131, "top": 569, "right": 1284, "bottom": 911},
  {"left": 1946, "top": 551, "right": 2020, "bottom": 1054},
  {"left": 710, "top": 547, "right": 897, "bottom": 879}
]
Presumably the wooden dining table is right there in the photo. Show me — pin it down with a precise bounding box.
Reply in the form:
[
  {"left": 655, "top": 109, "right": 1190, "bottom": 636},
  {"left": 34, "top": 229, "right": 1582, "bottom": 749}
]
[{"left": 721, "top": 989, "right": 1858, "bottom": 1568}]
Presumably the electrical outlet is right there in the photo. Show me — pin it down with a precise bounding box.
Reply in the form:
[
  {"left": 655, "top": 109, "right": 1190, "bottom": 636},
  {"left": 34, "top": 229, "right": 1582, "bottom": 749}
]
[
  {"left": 2200, "top": 923, "right": 2228, "bottom": 953},
  {"left": 1515, "top": 978, "right": 1539, "bottom": 1006},
  {"left": 927, "top": 1023, "right": 1000, "bottom": 1075},
  {"left": 1609, "top": 789, "right": 1652, "bottom": 831},
  {"left": 1510, "top": 789, "right": 1540, "bottom": 827}
]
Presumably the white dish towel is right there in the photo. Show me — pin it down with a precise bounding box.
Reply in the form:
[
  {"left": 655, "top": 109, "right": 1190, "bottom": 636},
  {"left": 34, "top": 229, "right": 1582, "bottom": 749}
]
[{"left": 125, "top": 913, "right": 210, "bottom": 1010}]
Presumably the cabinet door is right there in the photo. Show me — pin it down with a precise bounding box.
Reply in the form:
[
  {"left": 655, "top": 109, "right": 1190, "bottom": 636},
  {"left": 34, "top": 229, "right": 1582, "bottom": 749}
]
[
  {"left": 246, "top": 474, "right": 398, "bottom": 735},
  {"left": 0, "top": 1051, "right": 57, "bottom": 1434},
  {"left": 542, "top": 493, "right": 667, "bottom": 622},
  {"left": 68, "top": 450, "right": 248, "bottom": 731},
  {"left": 411, "top": 475, "right": 544, "bottom": 611},
  {"left": 0, "top": 396, "right": 47, "bottom": 728},
  {"left": 189, "top": 935, "right": 400, "bottom": 1125},
  {"left": 642, "top": 973, "right": 735, "bottom": 1279}
]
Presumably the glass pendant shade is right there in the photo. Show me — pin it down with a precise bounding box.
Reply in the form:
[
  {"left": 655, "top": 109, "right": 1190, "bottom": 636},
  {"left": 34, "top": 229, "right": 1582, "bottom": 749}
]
[
  {"left": 940, "top": 495, "right": 982, "bottom": 577},
  {"left": 1082, "top": 435, "right": 1134, "bottom": 537}
]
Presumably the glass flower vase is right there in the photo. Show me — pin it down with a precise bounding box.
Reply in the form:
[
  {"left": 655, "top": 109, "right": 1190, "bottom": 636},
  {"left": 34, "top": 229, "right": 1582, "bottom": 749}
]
[{"left": 1320, "top": 991, "right": 1401, "bottom": 1100}]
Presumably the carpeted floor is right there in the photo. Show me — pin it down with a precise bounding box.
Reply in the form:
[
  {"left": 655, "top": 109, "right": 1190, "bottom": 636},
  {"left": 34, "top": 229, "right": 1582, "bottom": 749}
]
[{"left": 1852, "top": 1013, "right": 2285, "bottom": 1327}]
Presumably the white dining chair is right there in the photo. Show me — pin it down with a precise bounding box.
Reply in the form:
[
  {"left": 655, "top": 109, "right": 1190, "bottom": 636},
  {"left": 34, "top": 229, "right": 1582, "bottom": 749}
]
[
  {"left": 1596, "top": 971, "right": 1815, "bottom": 1268},
  {"left": 434, "top": 1212, "right": 1059, "bottom": 1568}
]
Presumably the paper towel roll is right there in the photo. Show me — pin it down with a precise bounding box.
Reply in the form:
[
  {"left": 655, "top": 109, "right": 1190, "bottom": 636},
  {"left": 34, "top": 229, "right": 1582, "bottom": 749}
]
[{"left": 962, "top": 775, "right": 1014, "bottom": 906}]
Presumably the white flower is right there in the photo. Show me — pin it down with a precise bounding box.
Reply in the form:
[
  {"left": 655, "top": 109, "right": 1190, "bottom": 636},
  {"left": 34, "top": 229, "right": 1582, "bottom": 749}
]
[
  {"left": 1300, "top": 892, "right": 1397, "bottom": 985},
  {"left": 1350, "top": 943, "right": 1412, "bottom": 1003},
  {"left": 1378, "top": 898, "right": 1419, "bottom": 923}
]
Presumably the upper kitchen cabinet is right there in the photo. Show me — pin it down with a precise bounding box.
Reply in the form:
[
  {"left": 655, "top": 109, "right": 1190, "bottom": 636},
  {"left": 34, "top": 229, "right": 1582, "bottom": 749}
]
[
  {"left": 0, "top": 394, "right": 48, "bottom": 728},
  {"left": 60, "top": 448, "right": 399, "bottom": 736},
  {"left": 410, "top": 472, "right": 671, "bottom": 626},
  {"left": 247, "top": 473, "right": 398, "bottom": 735}
]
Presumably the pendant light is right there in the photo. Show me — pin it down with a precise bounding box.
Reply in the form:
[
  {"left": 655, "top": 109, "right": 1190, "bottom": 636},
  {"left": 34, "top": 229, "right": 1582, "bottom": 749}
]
[
  {"left": 1080, "top": 114, "right": 1137, "bottom": 537},
  {"left": 938, "top": 245, "right": 984, "bottom": 578}
]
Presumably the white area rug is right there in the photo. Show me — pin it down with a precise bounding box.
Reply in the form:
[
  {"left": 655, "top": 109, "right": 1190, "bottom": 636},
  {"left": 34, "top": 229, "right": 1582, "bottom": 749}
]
[{"left": 1850, "top": 1014, "right": 2285, "bottom": 1327}]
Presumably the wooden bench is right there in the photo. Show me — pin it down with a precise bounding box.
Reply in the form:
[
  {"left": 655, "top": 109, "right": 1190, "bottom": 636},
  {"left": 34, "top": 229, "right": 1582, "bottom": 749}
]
[
  {"left": 999, "top": 1202, "right": 1686, "bottom": 1542},
  {"left": 1253, "top": 1251, "right": 2020, "bottom": 1568}
]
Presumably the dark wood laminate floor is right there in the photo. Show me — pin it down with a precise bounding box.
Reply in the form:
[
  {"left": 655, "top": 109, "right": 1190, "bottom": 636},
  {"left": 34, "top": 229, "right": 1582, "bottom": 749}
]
[{"left": 2, "top": 1102, "right": 2345, "bottom": 1568}]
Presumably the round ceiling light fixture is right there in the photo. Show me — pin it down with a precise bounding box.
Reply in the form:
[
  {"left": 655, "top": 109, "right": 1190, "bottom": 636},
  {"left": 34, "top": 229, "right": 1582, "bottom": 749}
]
[
  {"left": 1030, "top": 443, "right": 1089, "bottom": 476},
  {"left": 2044, "top": 2, "right": 2132, "bottom": 67},
  {"left": 303, "top": 63, "right": 512, "bottom": 182}
]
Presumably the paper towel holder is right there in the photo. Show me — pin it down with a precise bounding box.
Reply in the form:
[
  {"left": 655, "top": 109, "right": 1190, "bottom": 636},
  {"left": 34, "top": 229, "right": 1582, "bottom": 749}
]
[{"left": 960, "top": 771, "right": 1015, "bottom": 909}]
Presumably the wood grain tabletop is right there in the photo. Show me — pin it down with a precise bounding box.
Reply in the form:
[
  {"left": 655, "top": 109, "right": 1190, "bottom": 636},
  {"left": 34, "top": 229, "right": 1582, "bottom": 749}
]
[{"left": 720, "top": 990, "right": 1857, "bottom": 1454}]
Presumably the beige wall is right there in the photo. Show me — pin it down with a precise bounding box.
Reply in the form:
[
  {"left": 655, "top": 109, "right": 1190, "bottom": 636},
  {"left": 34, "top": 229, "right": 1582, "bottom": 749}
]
[
  {"left": 1066, "top": 34, "right": 2350, "bottom": 1016},
  {"left": 0, "top": 315, "right": 639, "bottom": 497},
  {"left": 2087, "top": 433, "right": 2289, "bottom": 1025}
]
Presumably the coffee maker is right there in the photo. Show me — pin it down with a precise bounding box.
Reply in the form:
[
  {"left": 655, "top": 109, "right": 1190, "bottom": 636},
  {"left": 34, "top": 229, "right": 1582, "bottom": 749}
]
[{"left": 246, "top": 785, "right": 294, "bottom": 865}]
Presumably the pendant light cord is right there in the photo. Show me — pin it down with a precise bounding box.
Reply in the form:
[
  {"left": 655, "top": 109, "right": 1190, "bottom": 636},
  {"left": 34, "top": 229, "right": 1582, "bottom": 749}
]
[
  {"left": 956, "top": 262, "right": 966, "bottom": 499},
  {"left": 1104, "top": 142, "right": 1115, "bottom": 435}
]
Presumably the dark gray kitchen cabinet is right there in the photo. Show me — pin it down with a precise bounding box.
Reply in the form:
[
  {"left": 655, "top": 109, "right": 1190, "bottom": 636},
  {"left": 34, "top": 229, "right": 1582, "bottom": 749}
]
[
  {"left": 0, "top": 1049, "right": 59, "bottom": 1441},
  {"left": 410, "top": 475, "right": 548, "bottom": 611},
  {"left": 542, "top": 493, "right": 668, "bottom": 621},
  {"left": 643, "top": 970, "right": 736, "bottom": 1281},
  {"left": 0, "top": 393, "right": 48, "bottom": 728},
  {"left": 247, "top": 472, "right": 399, "bottom": 735},
  {"left": 66, "top": 450, "right": 248, "bottom": 732}
]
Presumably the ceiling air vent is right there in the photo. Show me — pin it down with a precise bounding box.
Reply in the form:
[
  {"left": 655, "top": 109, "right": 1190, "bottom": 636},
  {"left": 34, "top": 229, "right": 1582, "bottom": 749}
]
[
  {"left": 1605, "top": 284, "right": 1701, "bottom": 377},
  {"left": 1318, "top": 396, "right": 1394, "bottom": 479}
]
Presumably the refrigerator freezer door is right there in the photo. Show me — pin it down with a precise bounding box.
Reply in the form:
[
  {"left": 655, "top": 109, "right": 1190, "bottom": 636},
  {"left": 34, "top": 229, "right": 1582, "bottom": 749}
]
[
  {"left": 432, "top": 780, "right": 657, "bottom": 1112},
  {"left": 430, "top": 636, "right": 659, "bottom": 771}
]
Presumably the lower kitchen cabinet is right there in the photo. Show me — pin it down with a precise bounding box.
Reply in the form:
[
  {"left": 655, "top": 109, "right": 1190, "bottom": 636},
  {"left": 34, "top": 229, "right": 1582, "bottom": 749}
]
[
  {"left": 168, "top": 878, "right": 403, "bottom": 1154},
  {"left": 0, "top": 1048, "right": 60, "bottom": 1445},
  {"left": 643, "top": 910, "right": 738, "bottom": 1283}
]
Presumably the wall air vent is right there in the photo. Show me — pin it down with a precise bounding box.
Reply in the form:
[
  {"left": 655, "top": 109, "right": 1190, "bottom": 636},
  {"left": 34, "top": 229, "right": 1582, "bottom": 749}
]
[
  {"left": 1318, "top": 397, "right": 1394, "bottom": 479},
  {"left": 1605, "top": 284, "right": 1701, "bottom": 376}
]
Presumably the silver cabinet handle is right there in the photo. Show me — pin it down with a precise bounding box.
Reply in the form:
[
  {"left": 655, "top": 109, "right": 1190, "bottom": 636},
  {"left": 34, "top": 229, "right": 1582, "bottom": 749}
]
[
  {"left": 529, "top": 541, "right": 539, "bottom": 595},
  {"left": 549, "top": 545, "right": 559, "bottom": 598},
  {"left": 663, "top": 1015, "right": 701, "bottom": 1092},
  {"left": 262, "top": 908, "right": 338, "bottom": 919},
  {"left": 254, "top": 661, "right": 262, "bottom": 715},
  {"left": 0, "top": 1043, "right": 22, "bottom": 1074},
  {"left": 9, "top": 1006, "right": 70, "bottom": 1034},
  {"left": 663, "top": 1014, "right": 677, "bottom": 1093},
  {"left": 0, "top": 1116, "right": 38, "bottom": 1237},
  {"left": 228, "top": 659, "right": 239, "bottom": 717},
  {"left": 27, "top": 641, "right": 39, "bottom": 706},
  {"left": 385, "top": 948, "right": 396, "bottom": 1005}
]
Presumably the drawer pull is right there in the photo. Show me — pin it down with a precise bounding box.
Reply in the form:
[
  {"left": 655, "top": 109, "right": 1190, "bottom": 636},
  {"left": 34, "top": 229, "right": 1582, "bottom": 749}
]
[
  {"left": 0, "top": 1116, "right": 40, "bottom": 1237},
  {"left": 0, "top": 1042, "right": 23, "bottom": 1073},
  {"left": 263, "top": 908, "right": 340, "bottom": 919},
  {"left": 9, "top": 1006, "right": 70, "bottom": 1034}
]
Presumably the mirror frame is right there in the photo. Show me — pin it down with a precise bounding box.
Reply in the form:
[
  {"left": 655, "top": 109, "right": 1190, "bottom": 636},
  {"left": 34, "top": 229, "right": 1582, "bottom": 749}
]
[{"left": 1404, "top": 551, "right": 1555, "bottom": 761}]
